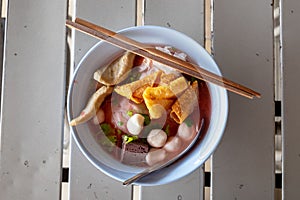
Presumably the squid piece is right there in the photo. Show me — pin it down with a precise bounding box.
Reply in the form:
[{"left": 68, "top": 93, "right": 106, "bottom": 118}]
[
  {"left": 93, "top": 51, "right": 136, "bottom": 86},
  {"left": 69, "top": 85, "right": 113, "bottom": 126},
  {"left": 145, "top": 148, "right": 167, "bottom": 166}
]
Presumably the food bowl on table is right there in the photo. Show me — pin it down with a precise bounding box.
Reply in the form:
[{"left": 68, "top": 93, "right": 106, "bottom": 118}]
[{"left": 67, "top": 25, "right": 228, "bottom": 186}]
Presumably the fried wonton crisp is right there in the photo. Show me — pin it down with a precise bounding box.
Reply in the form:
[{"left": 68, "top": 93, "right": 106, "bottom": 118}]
[
  {"left": 142, "top": 76, "right": 189, "bottom": 119},
  {"left": 170, "top": 81, "right": 199, "bottom": 124},
  {"left": 114, "top": 71, "right": 162, "bottom": 104},
  {"left": 94, "top": 51, "right": 136, "bottom": 86},
  {"left": 70, "top": 85, "right": 113, "bottom": 126}
]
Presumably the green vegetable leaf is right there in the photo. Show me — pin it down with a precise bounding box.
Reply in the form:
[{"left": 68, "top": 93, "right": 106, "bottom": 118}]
[
  {"left": 100, "top": 123, "right": 113, "bottom": 135},
  {"left": 165, "top": 124, "right": 170, "bottom": 136},
  {"left": 123, "top": 135, "right": 138, "bottom": 144},
  {"left": 117, "top": 121, "right": 124, "bottom": 126},
  {"left": 127, "top": 110, "right": 133, "bottom": 117},
  {"left": 190, "top": 76, "right": 197, "bottom": 83},
  {"left": 129, "top": 72, "right": 141, "bottom": 82},
  {"left": 100, "top": 136, "right": 116, "bottom": 152},
  {"left": 142, "top": 114, "right": 151, "bottom": 126},
  {"left": 184, "top": 117, "right": 193, "bottom": 127},
  {"left": 107, "top": 135, "right": 117, "bottom": 144}
]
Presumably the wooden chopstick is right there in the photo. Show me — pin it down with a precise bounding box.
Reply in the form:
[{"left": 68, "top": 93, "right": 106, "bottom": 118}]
[
  {"left": 73, "top": 18, "right": 261, "bottom": 98},
  {"left": 66, "top": 18, "right": 257, "bottom": 99},
  {"left": 66, "top": 18, "right": 261, "bottom": 99}
]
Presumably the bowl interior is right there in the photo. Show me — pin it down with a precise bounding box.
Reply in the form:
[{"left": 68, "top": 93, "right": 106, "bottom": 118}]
[{"left": 67, "top": 25, "right": 228, "bottom": 185}]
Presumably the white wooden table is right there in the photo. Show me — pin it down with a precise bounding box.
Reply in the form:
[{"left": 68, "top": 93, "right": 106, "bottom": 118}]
[{"left": 0, "top": 0, "right": 299, "bottom": 199}]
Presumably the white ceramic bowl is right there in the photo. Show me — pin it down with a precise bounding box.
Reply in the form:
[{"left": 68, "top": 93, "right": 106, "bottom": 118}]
[{"left": 67, "top": 25, "right": 228, "bottom": 186}]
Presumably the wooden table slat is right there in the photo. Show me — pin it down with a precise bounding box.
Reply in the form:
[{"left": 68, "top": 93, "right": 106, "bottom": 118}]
[
  {"left": 281, "top": 0, "right": 300, "bottom": 198},
  {"left": 139, "top": 168, "right": 204, "bottom": 200},
  {"left": 1, "top": 0, "right": 292, "bottom": 199},
  {"left": 0, "top": 0, "right": 67, "bottom": 199},
  {"left": 69, "top": 0, "right": 136, "bottom": 199},
  {"left": 69, "top": 138, "right": 133, "bottom": 200},
  {"left": 212, "top": 0, "right": 275, "bottom": 199}
]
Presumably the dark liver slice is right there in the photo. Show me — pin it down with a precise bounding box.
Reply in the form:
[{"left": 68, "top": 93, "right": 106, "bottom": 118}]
[{"left": 120, "top": 141, "right": 149, "bottom": 166}]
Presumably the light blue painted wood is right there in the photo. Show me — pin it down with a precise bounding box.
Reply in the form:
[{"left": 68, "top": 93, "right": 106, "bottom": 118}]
[
  {"left": 139, "top": 169, "right": 204, "bottom": 200},
  {"left": 0, "top": 0, "right": 67, "bottom": 199},
  {"left": 281, "top": 0, "right": 300, "bottom": 199},
  {"left": 69, "top": 138, "right": 133, "bottom": 200},
  {"left": 144, "top": 0, "right": 204, "bottom": 45},
  {"left": 68, "top": 0, "right": 136, "bottom": 199},
  {"left": 212, "top": 0, "right": 275, "bottom": 199}
]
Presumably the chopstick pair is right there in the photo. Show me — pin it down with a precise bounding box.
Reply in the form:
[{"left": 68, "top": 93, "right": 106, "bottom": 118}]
[{"left": 66, "top": 18, "right": 261, "bottom": 99}]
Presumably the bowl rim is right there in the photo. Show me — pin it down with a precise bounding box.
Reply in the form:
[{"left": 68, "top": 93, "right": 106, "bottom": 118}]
[{"left": 67, "top": 25, "right": 228, "bottom": 186}]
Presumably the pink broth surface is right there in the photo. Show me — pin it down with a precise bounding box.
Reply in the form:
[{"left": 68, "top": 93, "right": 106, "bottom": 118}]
[{"left": 88, "top": 53, "right": 211, "bottom": 168}]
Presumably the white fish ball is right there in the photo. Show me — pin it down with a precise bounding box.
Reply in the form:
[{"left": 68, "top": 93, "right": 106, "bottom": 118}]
[
  {"left": 127, "top": 114, "right": 144, "bottom": 135},
  {"left": 164, "top": 136, "right": 182, "bottom": 152},
  {"left": 147, "top": 129, "right": 167, "bottom": 148},
  {"left": 177, "top": 122, "right": 196, "bottom": 141},
  {"left": 146, "top": 148, "right": 167, "bottom": 166}
]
